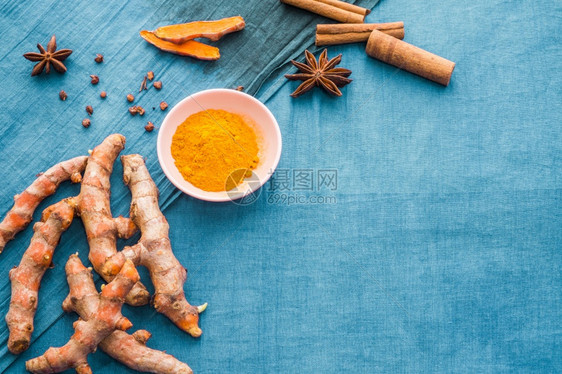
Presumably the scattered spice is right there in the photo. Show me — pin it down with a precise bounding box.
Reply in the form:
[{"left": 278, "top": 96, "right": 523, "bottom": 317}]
[
  {"left": 86, "top": 105, "right": 93, "bottom": 115},
  {"left": 100, "top": 91, "right": 107, "bottom": 99},
  {"left": 82, "top": 119, "right": 91, "bottom": 128},
  {"left": 128, "top": 106, "right": 145, "bottom": 116},
  {"left": 145, "top": 122, "right": 155, "bottom": 132},
  {"left": 139, "top": 75, "right": 148, "bottom": 92},
  {"left": 127, "top": 94, "right": 134, "bottom": 102},
  {"left": 235, "top": 86, "right": 244, "bottom": 91},
  {"left": 153, "top": 81, "right": 162, "bottom": 90},
  {"left": 285, "top": 49, "right": 352, "bottom": 97},
  {"left": 171, "top": 109, "right": 260, "bottom": 192},
  {"left": 94, "top": 54, "right": 104, "bottom": 63},
  {"left": 147, "top": 71, "right": 154, "bottom": 81},
  {"left": 90, "top": 75, "right": 99, "bottom": 85},
  {"left": 160, "top": 101, "right": 168, "bottom": 111},
  {"left": 23, "top": 35, "right": 72, "bottom": 76},
  {"left": 59, "top": 90, "right": 68, "bottom": 101}
]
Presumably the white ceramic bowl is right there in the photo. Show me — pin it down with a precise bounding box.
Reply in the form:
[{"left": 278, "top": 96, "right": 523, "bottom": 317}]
[{"left": 157, "top": 88, "right": 282, "bottom": 202}]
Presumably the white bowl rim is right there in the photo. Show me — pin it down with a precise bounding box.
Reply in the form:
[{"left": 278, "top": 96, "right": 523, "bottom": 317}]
[{"left": 157, "top": 88, "right": 283, "bottom": 202}]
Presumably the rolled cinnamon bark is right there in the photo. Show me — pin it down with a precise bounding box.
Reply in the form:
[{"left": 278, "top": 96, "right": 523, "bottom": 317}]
[
  {"left": 315, "top": 0, "right": 370, "bottom": 16},
  {"left": 280, "top": 0, "right": 370, "bottom": 23},
  {"left": 316, "top": 22, "right": 404, "bottom": 46},
  {"left": 366, "top": 29, "right": 455, "bottom": 86}
]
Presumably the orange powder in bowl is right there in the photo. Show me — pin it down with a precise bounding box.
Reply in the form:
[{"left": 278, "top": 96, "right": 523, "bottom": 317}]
[{"left": 171, "top": 109, "right": 260, "bottom": 192}]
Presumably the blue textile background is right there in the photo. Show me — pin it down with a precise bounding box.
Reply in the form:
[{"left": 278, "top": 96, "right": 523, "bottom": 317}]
[{"left": 1, "top": 0, "right": 561, "bottom": 373}]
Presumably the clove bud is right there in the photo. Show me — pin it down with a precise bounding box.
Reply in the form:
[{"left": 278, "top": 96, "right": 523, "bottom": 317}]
[
  {"left": 82, "top": 119, "right": 91, "bottom": 128},
  {"left": 59, "top": 90, "right": 68, "bottom": 101},
  {"left": 94, "top": 54, "right": 104, "bottom": 63},
  {"left": 145, "top": 122, "right": 155, "bottom": 132},
  {"left": 153, "top": 81, "right": 162, "bottom": 90},
  {"left": 86, "top": 105, "right": 93, "bottom": 115},
  {"left": 160, "top": 101, "right": 168, "bottom": 111},
  {"left": 139, "top": 76, "right": 148, "bottom": 92},
  {"left": 90, "top": 75, "right": 99, "bottom": 85}
]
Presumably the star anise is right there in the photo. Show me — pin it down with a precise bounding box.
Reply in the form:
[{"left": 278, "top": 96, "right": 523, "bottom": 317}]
[
  {"left": 285, "top": 49, "right": 352, "bottom": 98},
  {"left": 23, "top": 35, "right": 73, "bottom": 76}
]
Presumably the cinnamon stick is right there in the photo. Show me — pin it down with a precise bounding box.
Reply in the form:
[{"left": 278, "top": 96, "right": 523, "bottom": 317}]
[
  {"left": 316, "top": 22, "right": 404, "bottom": 46},
  {"left": 280, "top": 0, "right": 370, "bottom": 23},
  {"left": 366, "top": 29, "right": 455, "bottom": 86},
  {"left": 315, "top": 0, "right": 370, "bottom": 16}
]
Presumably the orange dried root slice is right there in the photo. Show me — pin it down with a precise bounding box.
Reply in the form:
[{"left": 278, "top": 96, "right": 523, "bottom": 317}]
[
  {"left": 140, "top": 30, "right": 220, "bottom": 61},
  {"left": 154, "top": 16, "right": 245, "bottom": 43}
]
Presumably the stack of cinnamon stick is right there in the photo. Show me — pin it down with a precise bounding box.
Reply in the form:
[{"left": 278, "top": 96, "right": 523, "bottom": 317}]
[
  {"left": 280, "top": 0, "right": 455, "bottom": 86},
  {"left": 280, "top": 0, "right": 401, "bottom": 44}
]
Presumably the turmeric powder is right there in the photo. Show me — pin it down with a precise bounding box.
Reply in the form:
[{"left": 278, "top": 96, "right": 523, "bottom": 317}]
[{"left": 171, "top": 109, "right": 260, "bottom": 192}]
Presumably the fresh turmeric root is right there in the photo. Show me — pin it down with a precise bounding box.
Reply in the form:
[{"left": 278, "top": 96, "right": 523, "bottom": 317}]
[
  {"left": 101, "top": 154, "right": 206, "bottom": 337},
  {"left": 101, "top": 331, "right": 193, "bottom": 374},
  {"left": 77, "top": 134, "right": 150, "bottom": 307},
  {"left": 154, "top": 16, "right": 246, "bottom": 43},
  {"left": 0, "top": 156, "right": 87, "bottom": 254},
  {"left": 26, "top": 256, "right": 140, "bottom": 374},
  {"left": 4, "top": 135, "right": 205, "bottom": 366},
  {"left": 63, "top": 254, "right": 193, "bottom": 374},
  {"left": 6, "top": 136, "right": 145, "bottom": 355},
  {"left": 6, "top": 198, "right": 77, "bottom": 354}
]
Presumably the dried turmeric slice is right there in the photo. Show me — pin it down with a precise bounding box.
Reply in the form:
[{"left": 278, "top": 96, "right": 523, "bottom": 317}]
[
  {"left": 140, "top": 30, "right": 220, "bottom": 61},
  {"left": 154, "top": 16, "right": 245, "bottom": 43}
]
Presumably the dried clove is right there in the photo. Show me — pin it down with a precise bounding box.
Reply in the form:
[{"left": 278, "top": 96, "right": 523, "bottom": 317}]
[
  {"left": 90, "top": 75, "right": 99, "bottom": 85},
  {"left": 147, "top": 71, "right": 154, "bottom": 81},
  {"left": 235, "top": 86, "right": 244, "bottom": 91},
  {"left": 94, "top": 54, "right": 104, "bottom": 63},
  {"left": 100, "top": 91, "right": 107, "bottom": 99},
  {"left": 127, "top": 94, "right": 134, "bottom": 102},
  {"left": 139, "top": 75, "right": 148, "bottom": 92},
  {"left": 86, "top": 105, "right": 93, "bottom": 115},
  {"left": 153, "top": 81, "right": 162, "bottom": 90},
  {"left": 82, "top": 118, "right": 91, "bottom": 128},
  {"left": 160, "top": 101, "right": 168, "bottom": 111},
  {"left": 59, "top": 90, "right": 68, "bottom": 101},
  {"left": 145, "top": 122, "right": 155, "bottom": 132}
]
